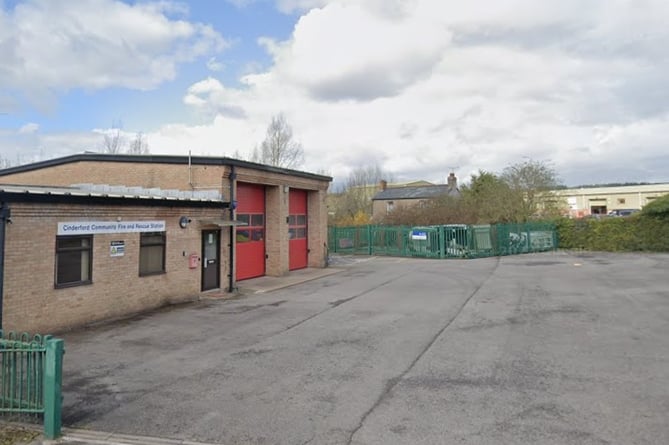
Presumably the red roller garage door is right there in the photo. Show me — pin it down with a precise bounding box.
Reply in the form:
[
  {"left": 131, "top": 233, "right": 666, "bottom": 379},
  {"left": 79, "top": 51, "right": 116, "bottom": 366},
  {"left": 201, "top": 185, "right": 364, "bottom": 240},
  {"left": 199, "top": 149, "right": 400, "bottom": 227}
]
[
  {"left": 236, "top": 183, "right": 265, "bottom": 280},
  {"left": 289, "top": 189, "right": 308, "bottom": 270}
]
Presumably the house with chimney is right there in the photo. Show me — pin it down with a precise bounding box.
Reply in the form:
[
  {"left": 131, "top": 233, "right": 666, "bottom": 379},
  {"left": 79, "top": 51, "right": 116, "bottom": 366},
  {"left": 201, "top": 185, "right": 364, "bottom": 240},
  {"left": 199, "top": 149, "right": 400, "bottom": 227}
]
[{"left": 372, "top": 173, "right": 461, "bottom": 219}]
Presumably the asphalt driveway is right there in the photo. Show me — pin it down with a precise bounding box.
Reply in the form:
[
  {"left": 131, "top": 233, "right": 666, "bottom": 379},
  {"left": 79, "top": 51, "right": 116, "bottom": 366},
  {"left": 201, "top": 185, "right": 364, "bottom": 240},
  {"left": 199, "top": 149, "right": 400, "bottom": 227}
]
[{"left": 60, "top": 252, "right": 669, "bottom": 445}]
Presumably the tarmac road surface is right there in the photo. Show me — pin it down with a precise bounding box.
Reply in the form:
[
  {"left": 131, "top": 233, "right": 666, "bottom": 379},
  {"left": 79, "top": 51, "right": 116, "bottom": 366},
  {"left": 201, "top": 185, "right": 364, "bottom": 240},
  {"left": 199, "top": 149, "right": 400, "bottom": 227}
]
[{"left": 60, "top": 252, "right": 669, "bottom": 445}]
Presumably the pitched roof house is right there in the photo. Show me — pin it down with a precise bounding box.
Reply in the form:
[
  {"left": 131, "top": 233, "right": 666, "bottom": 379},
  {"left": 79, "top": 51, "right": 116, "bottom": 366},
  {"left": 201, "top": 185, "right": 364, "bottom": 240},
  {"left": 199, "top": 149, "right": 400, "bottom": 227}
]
[{"left": 372, "top": 173, "right": 460, "bottom": 219}]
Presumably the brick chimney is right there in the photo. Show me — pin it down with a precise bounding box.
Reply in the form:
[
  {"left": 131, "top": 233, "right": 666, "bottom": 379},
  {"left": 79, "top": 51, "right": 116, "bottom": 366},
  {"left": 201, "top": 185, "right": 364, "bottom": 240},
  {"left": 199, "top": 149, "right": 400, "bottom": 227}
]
[
  {"left": 447, "top": 172, "right": 457, "bottom": 189},
  {"left": 379, "top": 180, "right": 388, "bottom": 191}
]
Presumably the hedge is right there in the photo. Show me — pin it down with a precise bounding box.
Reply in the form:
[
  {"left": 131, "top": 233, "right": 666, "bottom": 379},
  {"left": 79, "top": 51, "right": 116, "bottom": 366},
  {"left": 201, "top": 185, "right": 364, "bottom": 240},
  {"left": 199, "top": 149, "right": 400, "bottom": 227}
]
[{"left": 556, "top": 215, "right": 669, "bottom": 252}]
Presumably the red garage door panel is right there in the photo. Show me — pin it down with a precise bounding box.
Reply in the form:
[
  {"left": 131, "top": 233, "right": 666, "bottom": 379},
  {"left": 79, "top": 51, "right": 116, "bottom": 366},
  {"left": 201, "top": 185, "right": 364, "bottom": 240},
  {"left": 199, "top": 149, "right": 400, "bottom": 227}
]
[
  {"left": 289, "top": 189, "right": 308, "bottom": 271},
  {"left": 236, "top": 183, "right": 265, "bottom": 281}
]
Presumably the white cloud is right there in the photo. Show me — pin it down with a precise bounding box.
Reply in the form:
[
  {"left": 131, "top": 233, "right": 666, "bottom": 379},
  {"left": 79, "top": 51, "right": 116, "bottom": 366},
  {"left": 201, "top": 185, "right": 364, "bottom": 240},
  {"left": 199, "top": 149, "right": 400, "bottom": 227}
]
[
  {"left": 270, "top": 2, "right": 452, "bottom": 101},
  {"left": 0, "top": 0, "right": 227, "bottom": 108},
  {"left": 167, "top": 0, "right": 669, "bottom": 185},
  {"left": 18, "top": 122, "right": 39, "bottom": 134},
  {"left": 206, "top": 57, "right": 225, "bottom": 72},
  {"left": 4, "top": 0, "right": 669, "bottom": 186}
]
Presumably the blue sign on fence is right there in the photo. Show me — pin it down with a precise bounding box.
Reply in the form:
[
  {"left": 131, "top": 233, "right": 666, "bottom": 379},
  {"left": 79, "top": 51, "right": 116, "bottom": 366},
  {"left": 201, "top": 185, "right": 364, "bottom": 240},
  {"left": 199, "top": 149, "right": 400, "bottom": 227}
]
[{"left": 411, "top": 231, "right": 428, "bottom": 240}]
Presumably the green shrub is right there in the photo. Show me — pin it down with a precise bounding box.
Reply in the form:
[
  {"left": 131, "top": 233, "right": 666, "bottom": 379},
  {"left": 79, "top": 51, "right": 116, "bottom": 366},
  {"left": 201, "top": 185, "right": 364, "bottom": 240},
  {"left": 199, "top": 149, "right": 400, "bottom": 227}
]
[
  {"left": 641, "top": 194, "right": 669, "bottom": 219},
  {"left": 556, "top": 214, "right": 669, "bottom": 252}
]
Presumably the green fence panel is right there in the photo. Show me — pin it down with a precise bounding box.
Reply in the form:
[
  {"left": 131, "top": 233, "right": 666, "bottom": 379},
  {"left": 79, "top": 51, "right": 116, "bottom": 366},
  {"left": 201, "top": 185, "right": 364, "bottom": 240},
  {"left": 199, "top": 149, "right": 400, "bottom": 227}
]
[
  {"left": 406, "top": 226, "right": 441, "bottom": 258},
  {"left": 0, "top": 331, "right": 64, "bottom": 439},
  {"left": 441, "top": 225, "right": 470, "bottom": 258},
  {"left": 371, "top": 226, "right": 407, "bottom": 256},
  {"left": 328, "top": 222, "right": 556, "bottom": 259}
]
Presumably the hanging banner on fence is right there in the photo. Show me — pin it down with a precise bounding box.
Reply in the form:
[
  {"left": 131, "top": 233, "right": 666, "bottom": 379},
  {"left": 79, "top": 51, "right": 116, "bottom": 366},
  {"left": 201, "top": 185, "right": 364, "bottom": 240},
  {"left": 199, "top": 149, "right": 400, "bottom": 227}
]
[
  {"left": 411, "top": 230, "right": 428, "bottom": 240},
  {"left": 58, "top": 220, "right": 166, "bottom": 235}
]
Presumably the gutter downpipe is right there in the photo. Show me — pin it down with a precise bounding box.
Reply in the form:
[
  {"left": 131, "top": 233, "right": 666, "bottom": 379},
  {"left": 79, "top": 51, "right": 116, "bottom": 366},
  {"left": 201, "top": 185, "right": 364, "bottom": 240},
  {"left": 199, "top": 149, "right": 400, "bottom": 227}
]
[
  {"left": 228, "top": 165, "right": 237, "bottom": 293},
  {"left": 188, "top": 150, "right": 193, "bottom": 189},
  {"left": 0, "top": 203, "right": 10, "bottom": 330}
]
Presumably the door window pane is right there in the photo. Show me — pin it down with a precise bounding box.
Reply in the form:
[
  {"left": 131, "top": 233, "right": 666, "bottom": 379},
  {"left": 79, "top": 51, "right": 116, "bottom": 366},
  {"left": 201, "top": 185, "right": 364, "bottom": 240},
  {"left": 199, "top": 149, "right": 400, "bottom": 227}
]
[{"left": 204, "top": 232, "right": 218, "bottom": 259}]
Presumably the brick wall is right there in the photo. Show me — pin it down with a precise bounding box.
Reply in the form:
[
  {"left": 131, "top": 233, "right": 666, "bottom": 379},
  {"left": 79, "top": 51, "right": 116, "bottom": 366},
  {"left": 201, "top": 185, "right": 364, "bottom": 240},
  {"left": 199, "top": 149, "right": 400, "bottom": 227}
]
[
  {"left": 308, "top": 189, "right": 327, "bottom": 267},
  {"left": 0, "top": 159, "right": 331, "bottom": 307},
  {"left": 2, "top": 202, "right": 230, "bottom": 333}
]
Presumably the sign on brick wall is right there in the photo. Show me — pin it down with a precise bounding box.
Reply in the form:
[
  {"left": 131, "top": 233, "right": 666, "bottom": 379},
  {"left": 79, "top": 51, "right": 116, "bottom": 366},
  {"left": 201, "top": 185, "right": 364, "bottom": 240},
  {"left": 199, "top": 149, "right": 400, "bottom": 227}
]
[
  {"left": 57, "top": 220, "right": 166, "bottom": 235},
  {"left": 110, "top": 240, "right": 125, "bottom": 257}
]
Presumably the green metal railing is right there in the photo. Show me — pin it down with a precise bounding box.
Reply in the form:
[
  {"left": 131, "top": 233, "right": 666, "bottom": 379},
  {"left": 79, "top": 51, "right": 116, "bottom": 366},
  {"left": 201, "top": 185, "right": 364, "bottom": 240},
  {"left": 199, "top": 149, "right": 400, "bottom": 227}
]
[
  {"left": 328, "top": 222, "right": 557, "bottom": 259},
  {"left": 0, "top": 331, "right": 64, "bottom": 439}
]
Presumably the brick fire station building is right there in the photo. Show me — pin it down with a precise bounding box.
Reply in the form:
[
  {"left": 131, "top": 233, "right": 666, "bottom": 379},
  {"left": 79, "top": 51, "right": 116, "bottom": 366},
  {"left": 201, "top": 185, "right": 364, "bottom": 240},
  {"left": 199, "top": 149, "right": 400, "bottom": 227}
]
[{"left": 0, "top": 153, "right": 331, "bottom": 333}]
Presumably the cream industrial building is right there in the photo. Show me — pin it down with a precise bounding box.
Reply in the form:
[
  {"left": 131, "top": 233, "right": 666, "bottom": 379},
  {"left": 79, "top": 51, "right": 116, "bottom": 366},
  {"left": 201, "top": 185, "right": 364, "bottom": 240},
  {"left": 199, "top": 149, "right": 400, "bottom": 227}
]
[{"left": 556, "top": 183, "right": 669, "bottom": 217}]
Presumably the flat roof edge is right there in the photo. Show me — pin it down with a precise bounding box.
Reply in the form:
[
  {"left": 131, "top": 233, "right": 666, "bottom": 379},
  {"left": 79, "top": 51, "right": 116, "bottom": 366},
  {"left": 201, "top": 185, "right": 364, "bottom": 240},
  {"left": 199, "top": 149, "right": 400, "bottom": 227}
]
[{"left": 0, "top": 153, "right": 333, "bottom": 182}]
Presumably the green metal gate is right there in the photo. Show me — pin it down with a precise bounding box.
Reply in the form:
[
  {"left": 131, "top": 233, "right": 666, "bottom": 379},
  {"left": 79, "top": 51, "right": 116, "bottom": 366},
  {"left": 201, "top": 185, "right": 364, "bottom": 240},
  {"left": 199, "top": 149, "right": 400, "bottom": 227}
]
[
  {"left": 0, "top": 331, "right": 64, "bottom": 439},
  {"left": 329, "top": 222, "right": 557, "bottom": 259}
]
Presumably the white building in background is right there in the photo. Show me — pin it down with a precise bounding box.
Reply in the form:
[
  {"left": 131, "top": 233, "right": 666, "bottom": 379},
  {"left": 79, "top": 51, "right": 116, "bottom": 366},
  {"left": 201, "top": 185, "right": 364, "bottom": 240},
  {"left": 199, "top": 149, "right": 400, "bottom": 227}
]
[{"left": 555, "top": 183, "right": 669, "bottom": 218}]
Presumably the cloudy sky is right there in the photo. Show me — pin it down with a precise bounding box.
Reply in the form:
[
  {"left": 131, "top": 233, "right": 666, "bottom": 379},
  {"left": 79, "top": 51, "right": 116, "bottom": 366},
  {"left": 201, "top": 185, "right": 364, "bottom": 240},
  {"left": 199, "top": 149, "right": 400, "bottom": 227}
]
[{"left": 1, "top": 0, "right": 668, "bottom": 187}]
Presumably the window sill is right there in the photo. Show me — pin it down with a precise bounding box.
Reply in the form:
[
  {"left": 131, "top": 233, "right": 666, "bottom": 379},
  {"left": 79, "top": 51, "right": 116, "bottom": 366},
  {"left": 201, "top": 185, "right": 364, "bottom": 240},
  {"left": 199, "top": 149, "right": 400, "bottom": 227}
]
[
  {"left": 139, "top": 271, "right": 166, "bottom": 277},
  {"left": 55, "top": 280, "right": 92, "bottom": 289}
]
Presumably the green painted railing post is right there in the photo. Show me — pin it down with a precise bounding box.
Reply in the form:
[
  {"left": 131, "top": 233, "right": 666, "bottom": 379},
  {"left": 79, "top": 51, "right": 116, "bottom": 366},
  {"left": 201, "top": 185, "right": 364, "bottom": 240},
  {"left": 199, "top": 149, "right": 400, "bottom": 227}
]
[
  {"left": 43, "top": 338, "right": 64, "bottom": 439},
  {"left": 367, "top": 225, "right": 373, "bottom": 255},
  {"left": 438, "top": 225, "right": 446, "bottom": 259}
]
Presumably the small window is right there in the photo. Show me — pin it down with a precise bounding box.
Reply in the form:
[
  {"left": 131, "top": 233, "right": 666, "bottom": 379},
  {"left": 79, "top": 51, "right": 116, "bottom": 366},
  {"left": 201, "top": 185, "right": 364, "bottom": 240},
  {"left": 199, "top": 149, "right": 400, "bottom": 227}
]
[
  {"left": 237, "top": 214, "right": 250, "bottom": 225},
  {"left": 296, "top": 215, "right": 307, "bottom": 225},
  {"left": 140, "top": 232, "right": 166, "bottom": 276},
  {"left": 387, "top": 201, "right": 395, "bottom": 212},
  {"left": 251, "top": 214, "right": 264, "bottom": 226},
  {"left": 236, "top": 229, "right": 251, "bottom": 242},
  {"left": 55, "top": 236, "right": 92, "bottom": 288}
]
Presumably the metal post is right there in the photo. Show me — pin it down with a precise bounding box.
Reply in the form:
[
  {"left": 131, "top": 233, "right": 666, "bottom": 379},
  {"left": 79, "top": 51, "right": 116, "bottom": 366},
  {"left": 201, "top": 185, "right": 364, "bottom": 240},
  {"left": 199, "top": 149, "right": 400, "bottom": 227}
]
[
  {"left": 43, "top": 338, "right": 64, "bottom": 439},
  {"left": 367, "top": 225, "right": 373, "bottom": 255},
  {"left": 439, "top": 225, "right": 446, "bottom": 259},
  {"left": 0, "top": 203, "right": 10, "bottom": 330},
  {"left": 227, "top": 165, "right": 237, "bottom": 293}
]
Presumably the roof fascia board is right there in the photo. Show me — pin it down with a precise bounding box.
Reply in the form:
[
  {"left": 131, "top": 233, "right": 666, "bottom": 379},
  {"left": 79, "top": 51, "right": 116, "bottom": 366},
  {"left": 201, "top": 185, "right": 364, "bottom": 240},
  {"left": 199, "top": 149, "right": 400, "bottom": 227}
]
[{"left": 0, "top": 154, "right": 332, "bottom": 182}]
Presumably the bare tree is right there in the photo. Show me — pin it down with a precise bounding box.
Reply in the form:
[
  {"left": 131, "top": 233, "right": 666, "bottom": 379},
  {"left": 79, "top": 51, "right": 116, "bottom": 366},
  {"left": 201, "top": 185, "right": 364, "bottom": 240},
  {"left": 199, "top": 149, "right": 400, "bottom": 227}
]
[
  {"left": 0, "top": 155, "right": 12, "bottom": 169},
  {"left": 331, "top": 164, "right": 394, "bottom": 225},
  {"left": 231, "top": 149, "right": 249, "bottom": 161},
  {"left": 253, "top": 114, "right": 304, "bottom": 168},
  {"left": 102, "top": 122, "right": 125, "bottom": 154},
  {"left": 127, "top": 132, "right": 150, "bottom": 155}
]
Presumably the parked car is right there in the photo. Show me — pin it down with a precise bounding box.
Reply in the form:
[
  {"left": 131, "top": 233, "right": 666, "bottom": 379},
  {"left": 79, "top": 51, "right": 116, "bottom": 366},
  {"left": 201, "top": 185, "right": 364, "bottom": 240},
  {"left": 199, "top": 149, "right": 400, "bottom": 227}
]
[{"left": 607, "top": 209, "right": 639, "bottom": 217}]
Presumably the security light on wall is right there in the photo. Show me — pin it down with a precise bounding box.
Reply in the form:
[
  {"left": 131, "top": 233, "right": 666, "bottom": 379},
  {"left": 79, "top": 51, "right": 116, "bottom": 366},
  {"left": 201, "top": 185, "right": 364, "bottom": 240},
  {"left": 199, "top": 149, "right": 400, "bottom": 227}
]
[{"left": 179, "top": 216, "right": 191, "bottom": 228}]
